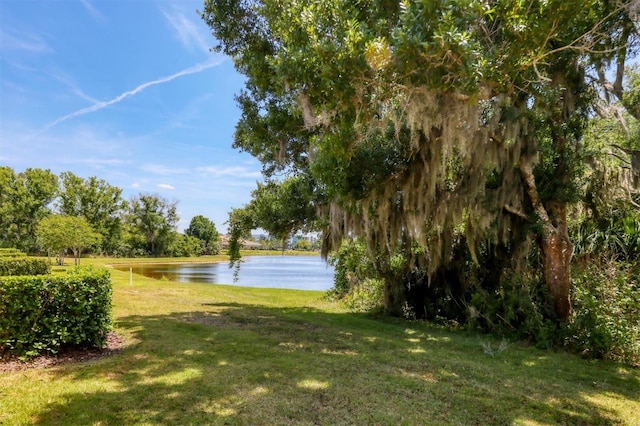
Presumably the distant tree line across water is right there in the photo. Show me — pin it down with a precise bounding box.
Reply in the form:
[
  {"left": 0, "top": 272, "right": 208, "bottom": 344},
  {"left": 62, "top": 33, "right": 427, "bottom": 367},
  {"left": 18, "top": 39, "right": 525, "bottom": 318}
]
[{"left": 0, "top": 167, "right": 221, "bottom": 258}]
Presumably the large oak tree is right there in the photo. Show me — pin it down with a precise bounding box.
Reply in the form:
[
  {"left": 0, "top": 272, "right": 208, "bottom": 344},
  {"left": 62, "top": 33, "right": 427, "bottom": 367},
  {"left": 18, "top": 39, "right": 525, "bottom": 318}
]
[{"left": 203, "top": 0, "right": 639, "bottom": 320}]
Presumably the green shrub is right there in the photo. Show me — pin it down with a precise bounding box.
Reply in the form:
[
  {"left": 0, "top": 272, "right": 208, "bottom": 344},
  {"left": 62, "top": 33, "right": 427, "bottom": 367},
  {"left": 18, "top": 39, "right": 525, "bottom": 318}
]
[
  {"left": 0, "top": 257, "right": 50, "bottom": 276},
  {"left": 0, "top": 248, "right": 26, "bottom": 258},
  {"left": 327, "top": 239, "right": 385, "bottom": 313},
  {"left": 340, "top": 277, "right": 385, "bottom": 313},
  {"left": 0, "top": 266, "right": 112, "bottom": 357},
  {"left": 327, "top": 239, "right": 374, "bottom": 300},
  {"left": 566, "top": 262, "right": 640, "bottom": 365},
  {"left": 572, "top": 210, "right": 640, "bottom": 263},
  {"left": 167, "top": 234, "right": 201, "bottom": 257},
  {"left": 465, "top": 270, "right": 568, "bottom": 349}
]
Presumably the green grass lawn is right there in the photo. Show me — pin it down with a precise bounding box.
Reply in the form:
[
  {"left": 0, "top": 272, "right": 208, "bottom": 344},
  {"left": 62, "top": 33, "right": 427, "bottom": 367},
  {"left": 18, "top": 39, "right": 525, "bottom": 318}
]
[{"left": 1, "top": 258, "right": 639, "bottom": 425}]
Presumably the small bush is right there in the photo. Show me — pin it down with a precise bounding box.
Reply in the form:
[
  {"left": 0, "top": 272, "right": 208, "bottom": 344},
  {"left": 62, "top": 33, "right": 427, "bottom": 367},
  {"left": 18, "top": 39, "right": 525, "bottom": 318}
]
[
  {"left": 566, "top": 262, "right": 640, "bottom": 365},
  {"left": 465, "top": 272, "right": 563, "bottom": 347},
  {"left": 341, "top": 278, "right": 385, "bottom": 313},
  {"left": 327, "top": 239, "right": 374, "bottom": 300},
  {"left": 0, "top": 266, "right": 112, "bottom": 357},
  {"left": 327, "top": 240, "right": 385, "bottom": 312},
  {"left": 0, "top": 257, "right": 50, "bottom": 276}
]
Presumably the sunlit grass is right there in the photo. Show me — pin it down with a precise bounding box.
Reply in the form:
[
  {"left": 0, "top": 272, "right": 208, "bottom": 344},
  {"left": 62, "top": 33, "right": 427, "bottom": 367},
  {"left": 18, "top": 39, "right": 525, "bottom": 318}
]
[{"left": 1, "top": 257, "right": 638, "bottom": 425}]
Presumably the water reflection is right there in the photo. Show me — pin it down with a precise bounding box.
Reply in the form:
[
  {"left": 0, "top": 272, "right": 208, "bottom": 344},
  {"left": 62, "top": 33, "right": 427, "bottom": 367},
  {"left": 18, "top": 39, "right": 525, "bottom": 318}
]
[{"left": 115, "top": 255, "right": 335, "bottom": 291}]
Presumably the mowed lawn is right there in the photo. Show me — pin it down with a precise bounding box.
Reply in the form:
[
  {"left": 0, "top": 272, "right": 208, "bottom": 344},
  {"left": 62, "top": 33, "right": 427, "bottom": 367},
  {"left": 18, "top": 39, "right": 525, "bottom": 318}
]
[{"left": 1, "top": 258, "right": 638, "bottom": 425}]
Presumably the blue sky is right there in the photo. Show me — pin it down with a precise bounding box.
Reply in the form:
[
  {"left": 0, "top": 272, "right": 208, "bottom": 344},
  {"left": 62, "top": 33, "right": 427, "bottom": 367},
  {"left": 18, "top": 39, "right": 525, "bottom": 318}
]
[{"left": 0, "top": 0, "right": 261, "bottom": 232}]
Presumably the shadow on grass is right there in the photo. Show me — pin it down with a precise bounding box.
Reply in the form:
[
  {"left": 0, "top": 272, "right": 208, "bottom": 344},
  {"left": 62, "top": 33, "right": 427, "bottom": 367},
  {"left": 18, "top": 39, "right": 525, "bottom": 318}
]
[{"left": 35, "top": 302, "right": 639, "bottom": 425}]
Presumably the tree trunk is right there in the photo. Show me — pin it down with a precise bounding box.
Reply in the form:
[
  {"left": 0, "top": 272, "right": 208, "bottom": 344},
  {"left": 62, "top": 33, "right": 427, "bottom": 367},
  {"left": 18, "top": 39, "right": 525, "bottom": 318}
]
[
  {"left": 382, "top": 274, "right": 405, "bottom": 316},
  {"left": 520, "top": 159, "right": 574, "bottom": 321},
  {"left": 539, "top": 214, "right": 574, "bottom": 321}
]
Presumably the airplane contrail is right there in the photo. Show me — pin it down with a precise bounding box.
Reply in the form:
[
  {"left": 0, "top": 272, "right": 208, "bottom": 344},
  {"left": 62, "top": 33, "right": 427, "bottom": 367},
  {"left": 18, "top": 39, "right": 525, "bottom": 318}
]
[{"left": 44, "top": 58, "right": 224, "bottom": 131}]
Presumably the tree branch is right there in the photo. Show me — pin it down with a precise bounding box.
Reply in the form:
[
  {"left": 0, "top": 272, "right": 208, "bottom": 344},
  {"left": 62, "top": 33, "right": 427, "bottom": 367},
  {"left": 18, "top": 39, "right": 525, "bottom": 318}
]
[
  {"left": 609, "top": 151, "right": 632, "bottom": 165},
  {"left": 612, "top": 22, "right": 633, "bottom": 100},
  {"left": 611, "top": 144, "right": 640, "bottom": 156},
  {"left": 298, "top": 90, "right": 319, "bottom": 128},
  {"left": 519, "top": 155, "right": 554, "bottom": 234},
  {"left": 297, "top": 90, "right": 334, "bottom": 129},
  {"left": 503, "top": 204, "right": 529, "bottom": 220}
]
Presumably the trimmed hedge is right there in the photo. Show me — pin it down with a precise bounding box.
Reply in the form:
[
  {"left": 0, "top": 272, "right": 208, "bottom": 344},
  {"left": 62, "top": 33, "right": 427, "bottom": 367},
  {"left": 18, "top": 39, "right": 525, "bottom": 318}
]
[
  {"left": 0, "top": 267, "right": 112, "bottom": 357},
  {"left": 0, "top": 257, "right": 50, "bottom": 276},
  {"left": 0, "top": 248, "right": 26, "bottom": 258}
]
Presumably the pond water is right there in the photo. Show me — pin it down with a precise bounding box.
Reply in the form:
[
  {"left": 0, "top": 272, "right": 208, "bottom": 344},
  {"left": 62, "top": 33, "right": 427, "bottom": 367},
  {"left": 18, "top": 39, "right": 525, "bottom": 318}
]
[{"left": 115, "top": 255, "right": 335, "bottom": 291}]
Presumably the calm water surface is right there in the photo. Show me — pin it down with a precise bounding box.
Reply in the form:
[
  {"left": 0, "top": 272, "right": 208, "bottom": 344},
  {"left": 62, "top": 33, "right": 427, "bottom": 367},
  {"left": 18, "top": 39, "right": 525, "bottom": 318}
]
[{"left": 116, "top": 255, "right": 335, "bottom": 291}]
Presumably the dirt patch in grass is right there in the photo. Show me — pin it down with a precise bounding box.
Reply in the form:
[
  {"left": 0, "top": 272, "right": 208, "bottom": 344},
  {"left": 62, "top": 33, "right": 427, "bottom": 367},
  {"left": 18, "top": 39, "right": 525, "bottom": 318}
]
[{"left": 0, "top": 332, "right": 125, "bottom": 373}]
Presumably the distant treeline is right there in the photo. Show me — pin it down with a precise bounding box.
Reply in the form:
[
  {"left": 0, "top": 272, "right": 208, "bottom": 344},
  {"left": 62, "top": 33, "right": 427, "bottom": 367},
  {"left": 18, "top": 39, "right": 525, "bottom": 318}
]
[{"left": 0, "top": 167, "right": 220, "bottom": 257}]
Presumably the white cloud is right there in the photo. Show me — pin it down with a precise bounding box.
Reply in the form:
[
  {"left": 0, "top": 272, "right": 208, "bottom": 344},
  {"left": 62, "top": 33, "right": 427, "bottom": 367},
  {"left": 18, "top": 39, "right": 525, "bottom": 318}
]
[
  {"left": 162, "top": 8, "right": 211, "bottom": 53},
  {"left": 49, "top": 70, "right": 101, "bottom": 104},
  {"left": 0, "top": 29, "right": 52, "bottom": 53},
  {"left": 77, "top": 157, "right": 127, "bottom": 167},
  {"left": 140, "top": 164, "right": 190, "bottom": 175},
  {"left": 44, "top": 58, "right": 225, "bottom": 131},
  {"left": 131, "top": 182, "right": 140, "bottom": 188},
  {"left": 197, "top": 165, "right": 262, "bottom": 178},
  {"left": 157, "top": 183, "right": 176, "bottom": 190},
  {"left": 0, "top": 119, "right": 140, "bottom": 182},
  {"left": 79, "top": 0, "right": 107, "bottom": 24}
]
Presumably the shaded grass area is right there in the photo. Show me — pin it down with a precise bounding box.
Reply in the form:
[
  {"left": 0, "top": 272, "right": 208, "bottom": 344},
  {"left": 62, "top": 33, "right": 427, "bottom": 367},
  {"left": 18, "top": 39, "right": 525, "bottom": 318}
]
[{"left": 1, "top": 261, "right": 639, "bottom": 425}]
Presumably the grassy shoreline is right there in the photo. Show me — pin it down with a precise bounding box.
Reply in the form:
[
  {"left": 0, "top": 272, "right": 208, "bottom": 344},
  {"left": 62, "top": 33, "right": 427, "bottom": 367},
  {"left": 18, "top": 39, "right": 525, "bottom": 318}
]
[
  {"left": 1, "top": 257, "right": 639, "bottom": 425},
  {"left": 86, "top": 250, "right": 321, "bottom": 267}
]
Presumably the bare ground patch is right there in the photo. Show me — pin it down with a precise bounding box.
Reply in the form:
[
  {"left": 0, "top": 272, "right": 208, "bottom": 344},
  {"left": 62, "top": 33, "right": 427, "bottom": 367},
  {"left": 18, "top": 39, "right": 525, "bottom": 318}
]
[{"left": 0, "top": 332, "right": 126, "bottom": 373}]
